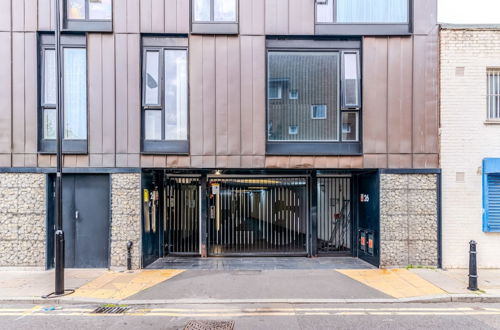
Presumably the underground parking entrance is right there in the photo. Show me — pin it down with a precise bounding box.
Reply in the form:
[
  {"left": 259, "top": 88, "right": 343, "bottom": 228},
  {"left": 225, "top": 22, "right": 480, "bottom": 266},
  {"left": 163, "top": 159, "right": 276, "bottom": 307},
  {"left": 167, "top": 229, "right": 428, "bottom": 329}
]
[{"left": 141, "top": 169, "right": 381, "bottom": 269}]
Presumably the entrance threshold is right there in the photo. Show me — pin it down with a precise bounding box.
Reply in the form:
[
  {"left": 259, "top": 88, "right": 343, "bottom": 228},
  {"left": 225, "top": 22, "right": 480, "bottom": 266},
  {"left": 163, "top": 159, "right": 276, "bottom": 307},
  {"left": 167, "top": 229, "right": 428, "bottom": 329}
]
[{"left": 146, "top": 257, "right": 375, "bottom": 270}]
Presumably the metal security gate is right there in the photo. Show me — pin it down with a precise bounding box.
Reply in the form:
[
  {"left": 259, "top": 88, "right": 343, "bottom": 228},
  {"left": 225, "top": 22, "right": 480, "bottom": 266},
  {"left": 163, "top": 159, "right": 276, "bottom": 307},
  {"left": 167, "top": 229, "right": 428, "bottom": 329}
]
[
  {"left": 207, "top": 177, "right": 308, "bottom": 256},
  {"left": 317, "top": 177, "right": 352, "bottom": 254},
  {"left": 164, "top": 177, "right": 200, "bottom": 255}
]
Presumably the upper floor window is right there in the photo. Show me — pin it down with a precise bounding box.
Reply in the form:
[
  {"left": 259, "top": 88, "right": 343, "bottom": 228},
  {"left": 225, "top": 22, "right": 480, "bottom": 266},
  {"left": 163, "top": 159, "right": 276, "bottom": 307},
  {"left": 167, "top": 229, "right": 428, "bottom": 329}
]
[
  {"left": 487, "top": 69, "right": 500, "bottom": 121},
  {"left": 142, "top": 37, "right": 189, "bottom": 154},
  {"left": 39, "top": 34, "right": 88, "bottom": 154},
  {"left": 64, "top": 0, "right": 113, "bottom": 32},
  {"left": 192, "top": 0, "right": 238, "bottom": 34},
  {"left": 315, "top": 0, "right": 410, "bottom": 35},
  {"left": 266, "top": 39, "right": 361, "bottom": 156}
]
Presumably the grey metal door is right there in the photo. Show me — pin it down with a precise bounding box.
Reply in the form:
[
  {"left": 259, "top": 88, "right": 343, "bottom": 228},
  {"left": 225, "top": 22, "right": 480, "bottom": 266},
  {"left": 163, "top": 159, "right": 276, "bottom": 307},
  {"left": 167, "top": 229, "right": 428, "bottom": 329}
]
[{"left": 62, "top": 174, "right": 110, "bottom": 268}]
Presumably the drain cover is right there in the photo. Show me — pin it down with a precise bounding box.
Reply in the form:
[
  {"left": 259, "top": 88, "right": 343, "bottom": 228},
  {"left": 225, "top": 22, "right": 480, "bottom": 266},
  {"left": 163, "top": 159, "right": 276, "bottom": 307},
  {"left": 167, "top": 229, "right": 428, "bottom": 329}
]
[
  {"left": 92, "top": 306, "right": 130, "bottom": 314},
  {"left": 184, "top": 320, "right": 235, "bottom": 330}
]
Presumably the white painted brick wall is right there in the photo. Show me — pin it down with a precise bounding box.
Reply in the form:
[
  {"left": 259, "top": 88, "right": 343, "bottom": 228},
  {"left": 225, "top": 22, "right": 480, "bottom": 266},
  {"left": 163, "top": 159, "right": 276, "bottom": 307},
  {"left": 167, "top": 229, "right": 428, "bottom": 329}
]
[{"left": 440, "top": 28, "right": 500, "bottom": 268}]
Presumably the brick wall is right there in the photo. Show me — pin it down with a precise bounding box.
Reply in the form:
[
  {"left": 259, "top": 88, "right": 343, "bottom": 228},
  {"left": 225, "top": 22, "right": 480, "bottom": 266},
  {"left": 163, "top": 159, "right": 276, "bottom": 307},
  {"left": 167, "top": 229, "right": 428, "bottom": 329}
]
[{"left": 440, "top": 28, "right": 500, "bottom": 268}]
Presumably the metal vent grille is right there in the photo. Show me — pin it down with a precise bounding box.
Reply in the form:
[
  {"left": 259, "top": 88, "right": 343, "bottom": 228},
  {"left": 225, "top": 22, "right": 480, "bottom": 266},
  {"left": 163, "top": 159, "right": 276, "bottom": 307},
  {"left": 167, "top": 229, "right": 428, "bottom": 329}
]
[
  {"left": 184, "top": 320, "right": 235, "bottom": 330},
  {"left": 92, "top": 306, "right": 130, "bottom": 314}
]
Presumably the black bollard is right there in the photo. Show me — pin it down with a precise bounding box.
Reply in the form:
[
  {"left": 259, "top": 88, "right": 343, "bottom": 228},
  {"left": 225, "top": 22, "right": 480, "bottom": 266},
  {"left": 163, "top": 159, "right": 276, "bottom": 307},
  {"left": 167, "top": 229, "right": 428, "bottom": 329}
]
[
  {"left": 55, "top": 230, "right": 65, "bottom": 295},
  {"left": 127, "top": 241, "right": 133, "bottom": 271},
  {"left": 467, "top": 240, "right": 478, "bottom": 291}
]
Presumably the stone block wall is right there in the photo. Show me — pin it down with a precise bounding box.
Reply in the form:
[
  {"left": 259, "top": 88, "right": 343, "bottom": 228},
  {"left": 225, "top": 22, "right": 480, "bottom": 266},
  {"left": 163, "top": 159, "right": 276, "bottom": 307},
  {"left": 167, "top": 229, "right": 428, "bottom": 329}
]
[
  {"left": 0, "top": 173, "right": 46, "bottom": 267},
  {"left": 110, "top": 173, "right": 142, "bottom": 269},
  {"left": 380, "top": 174, "right": 438, "bottom": 268}
]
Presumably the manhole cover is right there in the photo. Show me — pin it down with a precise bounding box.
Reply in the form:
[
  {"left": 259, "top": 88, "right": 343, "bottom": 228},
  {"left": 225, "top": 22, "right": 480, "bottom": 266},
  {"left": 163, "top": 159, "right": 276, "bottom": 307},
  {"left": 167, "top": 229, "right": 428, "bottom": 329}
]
[
  {"left": 184, "top": 320, "right": 235, "bottom": 330},
  {"left": 92, "top": 306, "right": 130, "bottom": 314}
]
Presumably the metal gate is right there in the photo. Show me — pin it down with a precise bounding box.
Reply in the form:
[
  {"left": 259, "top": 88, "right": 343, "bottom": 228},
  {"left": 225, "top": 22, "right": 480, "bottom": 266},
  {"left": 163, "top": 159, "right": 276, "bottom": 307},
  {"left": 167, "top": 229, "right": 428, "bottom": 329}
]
[
  {"left": 164, "top": 177, "right": 200, "bottom": 255},
  {"left": 207, "top": 177, "right": 308, "bottom": 256},
  {"left": 317, "top": 177, "right": 351, "bottom": 254}
]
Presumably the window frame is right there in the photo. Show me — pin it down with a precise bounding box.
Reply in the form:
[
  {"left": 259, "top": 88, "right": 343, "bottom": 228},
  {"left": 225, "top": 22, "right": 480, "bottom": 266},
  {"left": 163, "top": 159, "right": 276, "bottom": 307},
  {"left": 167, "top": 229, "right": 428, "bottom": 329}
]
[
  {"left": 486, "top": 68, "right": 500, "bottom": 121},
  {"left": 483, "top": 158, "right": 500, "bottom": 232},
  {"left": 265, "top": 39, "right": 362, "bottom": 156},
  {"left": 63, "top": 0, "right": 113, "bottom": 32},
  {"left": 141, "top": 37, "right": 190, "bottom": 155},
  {"left": 38, "top": 33, "right": 88, "bottom": 154},
  {"left": 191, "top": 0, "right": 239, "bottom": 35},
  {"left": 314, "top": 0, "right": 412, "bottom": 36}
]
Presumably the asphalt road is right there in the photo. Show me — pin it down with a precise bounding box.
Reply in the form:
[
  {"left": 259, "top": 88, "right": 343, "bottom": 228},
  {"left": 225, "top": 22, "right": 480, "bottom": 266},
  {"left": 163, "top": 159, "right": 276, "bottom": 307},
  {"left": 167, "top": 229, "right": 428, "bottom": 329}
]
[{"left": 0, "top": 302, "right": 499, "bottom": 330}]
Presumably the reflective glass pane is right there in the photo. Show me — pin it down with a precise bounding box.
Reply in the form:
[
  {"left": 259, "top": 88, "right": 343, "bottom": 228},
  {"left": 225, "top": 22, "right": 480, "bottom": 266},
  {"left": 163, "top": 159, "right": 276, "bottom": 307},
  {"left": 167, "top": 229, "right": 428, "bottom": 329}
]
[
  {"left": 342, "top": 112, "right": 358, "bottom": 141},
  {"left": 164, "top": 50, "right": 188, "bottom": 141},
  {"left": 214, "top": 0, "right": 236, "bottom": 22},
  {"left": 89, "top": 0, "right": 112, "bottom": 20},
  {"left": 68, "top": 0, "right": 85, "bottom": 19},
  {"left": 193, "top": 0, "right": 211, "bottom": 22},
  {"left": 44, "top": 49, "right": 56, "bottom": 105},
  {"left": 63, "top": 48, "right": 87, "bottom": 140},
  {"left": 44, "top": 109, "right": 57, "bottom": 140},
  {"left": 145, "top": 50, "right": 160, "bottom": 105},
  {"left": 336, "top": 0, "right": 408, "bottom": 23},
  {"left": 268, "top": 52, "right": 339, "bottom": 142},
  {"left": 145, "top": 110, "right": 162, "bottom": 140},
  {"left": 316, "top": 0, "right": 333, "bottom": 23},
  {"left": 343, "top": 52, "right": 359, "bottom": 107}
]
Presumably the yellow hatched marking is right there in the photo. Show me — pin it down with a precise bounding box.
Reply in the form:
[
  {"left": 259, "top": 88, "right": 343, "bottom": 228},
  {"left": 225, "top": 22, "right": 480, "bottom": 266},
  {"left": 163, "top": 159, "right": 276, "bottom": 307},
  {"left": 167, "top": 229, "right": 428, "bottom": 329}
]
[
  {"left": 337, "top": 269, "right": 446, "bottom": 298},
  {"left": 72, "top": 269, "right": 184, "bottom": 300}
]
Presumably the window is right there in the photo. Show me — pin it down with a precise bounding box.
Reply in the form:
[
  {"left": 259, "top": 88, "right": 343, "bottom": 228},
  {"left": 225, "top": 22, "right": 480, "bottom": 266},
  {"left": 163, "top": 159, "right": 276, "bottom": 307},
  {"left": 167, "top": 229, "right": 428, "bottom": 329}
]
[
  {"left": 487, "top": 69, "right": 500, "bottom": 120},
  {"left": 315, "top": 0, "right": 410, "bottom": 35},
  {"left": 142, "top": 37, "right": 189, "bottom": 154},
  {"left": 483, "top": 159, "right": 500, "bottom": 232},
  {"left": 192, "top": 0, "right": 238, "bottom": 34},
  {"left": 65, "top": 0, "right": 113, "bottom": 31},
  {"left": 39, "top": 34, "right": 88, "bottom": 153},
  {"left": 266, "top": 39, "right": 362, "bottom": 155}
]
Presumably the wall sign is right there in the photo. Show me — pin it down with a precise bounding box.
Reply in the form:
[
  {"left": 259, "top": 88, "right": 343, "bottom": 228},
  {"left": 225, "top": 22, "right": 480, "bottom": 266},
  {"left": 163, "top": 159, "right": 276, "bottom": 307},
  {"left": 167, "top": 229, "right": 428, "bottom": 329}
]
[{"left": 360, "top": 193, "right": 370, "bottom": 203}]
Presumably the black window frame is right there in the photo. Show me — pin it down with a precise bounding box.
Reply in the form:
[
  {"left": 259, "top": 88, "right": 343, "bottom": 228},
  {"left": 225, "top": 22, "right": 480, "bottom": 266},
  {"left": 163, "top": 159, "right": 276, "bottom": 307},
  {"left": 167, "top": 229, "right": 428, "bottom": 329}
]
[
  {"left": 265, "top": 38, "right": 362, "bottom": 156},
  {"left": 63, "top": 0, "right": 113, "bottom": 32},
  {"left": 38, "top": 33, "right": 88, "bottom": 154},
  {"left": 315, "top": 0, "right": 413, "bottom": 36},
  {"left": 191, "top": 0, "right": 239, "bottom": 35},
  {"left": 141, "top": 36, "right": 190, "bottom": 155}
]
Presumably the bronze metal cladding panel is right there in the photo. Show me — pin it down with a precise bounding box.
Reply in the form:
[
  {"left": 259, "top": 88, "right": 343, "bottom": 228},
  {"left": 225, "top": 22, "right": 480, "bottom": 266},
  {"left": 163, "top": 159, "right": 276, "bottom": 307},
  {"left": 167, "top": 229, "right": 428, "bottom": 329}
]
[
  {"left": 189, "top": 35, "right": 204, "bottom": 156},
  {"left": 176, "top": 0, "right": 190, "bottom": 33},
  {"left": 25, "top": 0, "right": 38, "bottom": 32},
  {"left": 140, "top": 0, "right": 153, "bottom": 33},
  {"left": 202, "top": 36, "right": 216, "bottom": 156},
  {"left": 12, "top": 0, "right": 24, "bottom": 31},
  {"left": 388, "top": 154, "right": 412, "bottom": 168},
  {"left": 363, "top": 37, "right": 388, "bottom": 155},
  {"left": 240, "top": 36, "right": 254, "bottom": 155},
  {"left": 240, "top": 0, "right": 265, "bottom": 36},
  {"left": 164, "top": 0, "right": 176, "bottom": 33},
  {"left": 387, "top": 37, "right": 413, "bottom": 154},
  {"left": 102, "top": 34, "right": 116, "bottom": 155},
  {"left": 0, "top": 0, "right": 11, "bottom": 31},
  {"left": 115, "top": 34, "right": 129, "bottom": 154},
  {"left": 24, "top": 32, "right": 37, "bottom": 153},
  {"left": 114, "top": 0, "right": 127, "bottom": 33},
  {"left": 127, "top": 34, "right": 141, "bottom": 154},
  {"left": 12, "top": 33, "right": 25, "bottom": 154},
  {"left": 152, "top": 0, "right": 166, "bottom": 33},
  {"left": 227, "top": 37, "right": 241, "bottom": 155},
  {"left": 127, "top": 0, "right": 140, "bottom": 33},
  {"left": 252, "top": 36, "right": 266, "bottom": 156},
  {"left": 413, "top": 0, "right": 437, "bottom": 35},
  {"left": 215, "top": 37, "right": 229, "bottom": 156},
  {"left": 363, "top": 154, "right": 388, "bottom": 169},
  {"left": 37, "top": 0, "right": 52, "bottom": 31},
  {"left": 265, "top": 0, "right": 289, "bottom": 35},
  {"left": 288, "top": 0, "right": 314, "bottom": 35},
  {"left": 0, "top": 32, "right": 11, "bottom": 156},
  {"left": 88, "top": 34, "right": 104, "bottom": 154}
]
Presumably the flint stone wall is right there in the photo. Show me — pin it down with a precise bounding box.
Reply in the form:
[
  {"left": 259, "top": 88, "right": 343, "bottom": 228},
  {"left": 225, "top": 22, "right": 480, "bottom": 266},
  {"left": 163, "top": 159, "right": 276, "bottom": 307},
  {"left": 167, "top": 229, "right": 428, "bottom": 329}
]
[{"left": 380, "top": 174, "right": 438, "bottom": 268}]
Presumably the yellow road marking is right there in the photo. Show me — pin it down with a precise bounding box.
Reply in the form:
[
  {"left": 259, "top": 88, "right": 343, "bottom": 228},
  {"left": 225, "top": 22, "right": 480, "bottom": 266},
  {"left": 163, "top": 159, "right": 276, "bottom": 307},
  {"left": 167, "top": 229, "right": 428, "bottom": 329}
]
[
  {"left": 338, "top": 269, "right": 446, "bottom": 298},
  {"left": 72, "top": 269, "right": 184, "bottom": 300}
]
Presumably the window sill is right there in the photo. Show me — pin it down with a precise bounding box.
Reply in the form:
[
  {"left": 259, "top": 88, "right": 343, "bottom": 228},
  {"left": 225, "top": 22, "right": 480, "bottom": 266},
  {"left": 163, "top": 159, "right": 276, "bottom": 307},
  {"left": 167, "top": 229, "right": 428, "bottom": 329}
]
[
  {"left": 142, "top": 140, "right": 190, "bottom": 155},
  {"left": 484, "top": 120, "right": 500, "bottom": 125},
  {"left": 315, "top": 23, "right": 410, "bottom": 36},
  {"left": 191, "top": 23, "right": 239, "bottom": 35},
  {"left": 39, "top": 140, "right": 88, "bottom": 154},
  {"left": 63, "top": 20, "right": 113, "bottom": 32},
  {"left": 266, "top": 142, "right": 362, "bottom": 156}
]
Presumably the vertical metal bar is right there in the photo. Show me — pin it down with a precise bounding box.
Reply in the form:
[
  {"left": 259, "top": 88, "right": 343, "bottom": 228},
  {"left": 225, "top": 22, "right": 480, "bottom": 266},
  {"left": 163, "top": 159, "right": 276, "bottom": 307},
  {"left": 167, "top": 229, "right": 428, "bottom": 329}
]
[
  {"left": 310, "top": 172, "right": 318, "bottom": 257},
  {"left": 200, "top": 176, "right": 207, "bottom": 257}
]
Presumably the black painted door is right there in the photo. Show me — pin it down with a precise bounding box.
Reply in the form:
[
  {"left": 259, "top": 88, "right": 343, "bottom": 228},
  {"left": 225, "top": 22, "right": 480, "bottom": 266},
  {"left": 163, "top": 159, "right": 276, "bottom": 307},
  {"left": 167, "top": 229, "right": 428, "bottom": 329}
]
[{"left": 62, "top": 174, "right": 110, "bottom": 268}]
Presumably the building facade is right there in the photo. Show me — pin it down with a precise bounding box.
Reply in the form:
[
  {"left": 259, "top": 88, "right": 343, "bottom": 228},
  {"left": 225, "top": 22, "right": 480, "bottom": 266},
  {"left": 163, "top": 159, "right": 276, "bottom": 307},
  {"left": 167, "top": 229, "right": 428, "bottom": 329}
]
[
  {"left": 440, "top": 26, "right": 500, "bottom": 268},
  {"left": 0, "top": 0, "right": 440, "bottom": 270}
]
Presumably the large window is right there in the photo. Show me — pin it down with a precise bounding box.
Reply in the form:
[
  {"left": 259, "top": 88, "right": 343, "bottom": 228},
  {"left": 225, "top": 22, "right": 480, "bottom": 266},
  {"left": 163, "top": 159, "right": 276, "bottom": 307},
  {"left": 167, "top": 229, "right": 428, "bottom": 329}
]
[
  {"left": 39, "top": 34, "right": 88, "bottom": 153},
  {"left": 315, "top": 0, "right": 410, "bottom": 35},
  {"left": 192, "top": 0, "right": 238, "bottom": 34},
  {"left": 142, "top": 37, "right": 189, "bottom": 154},
  {"left": 266, "top": 40, "right": 361, "bottom": 155},
  {"left": 64, "top": 0, "right": 113, "bottom": 31},
  {"left": 487, "top": 69, "right": 500, "bottom": 121}
]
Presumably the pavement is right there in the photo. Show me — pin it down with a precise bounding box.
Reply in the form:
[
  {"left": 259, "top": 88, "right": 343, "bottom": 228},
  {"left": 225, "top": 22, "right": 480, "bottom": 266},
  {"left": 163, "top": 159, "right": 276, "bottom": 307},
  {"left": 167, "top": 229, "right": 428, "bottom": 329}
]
[{"left": 0, "top": 258, "right": 499, "bottom": 305}]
